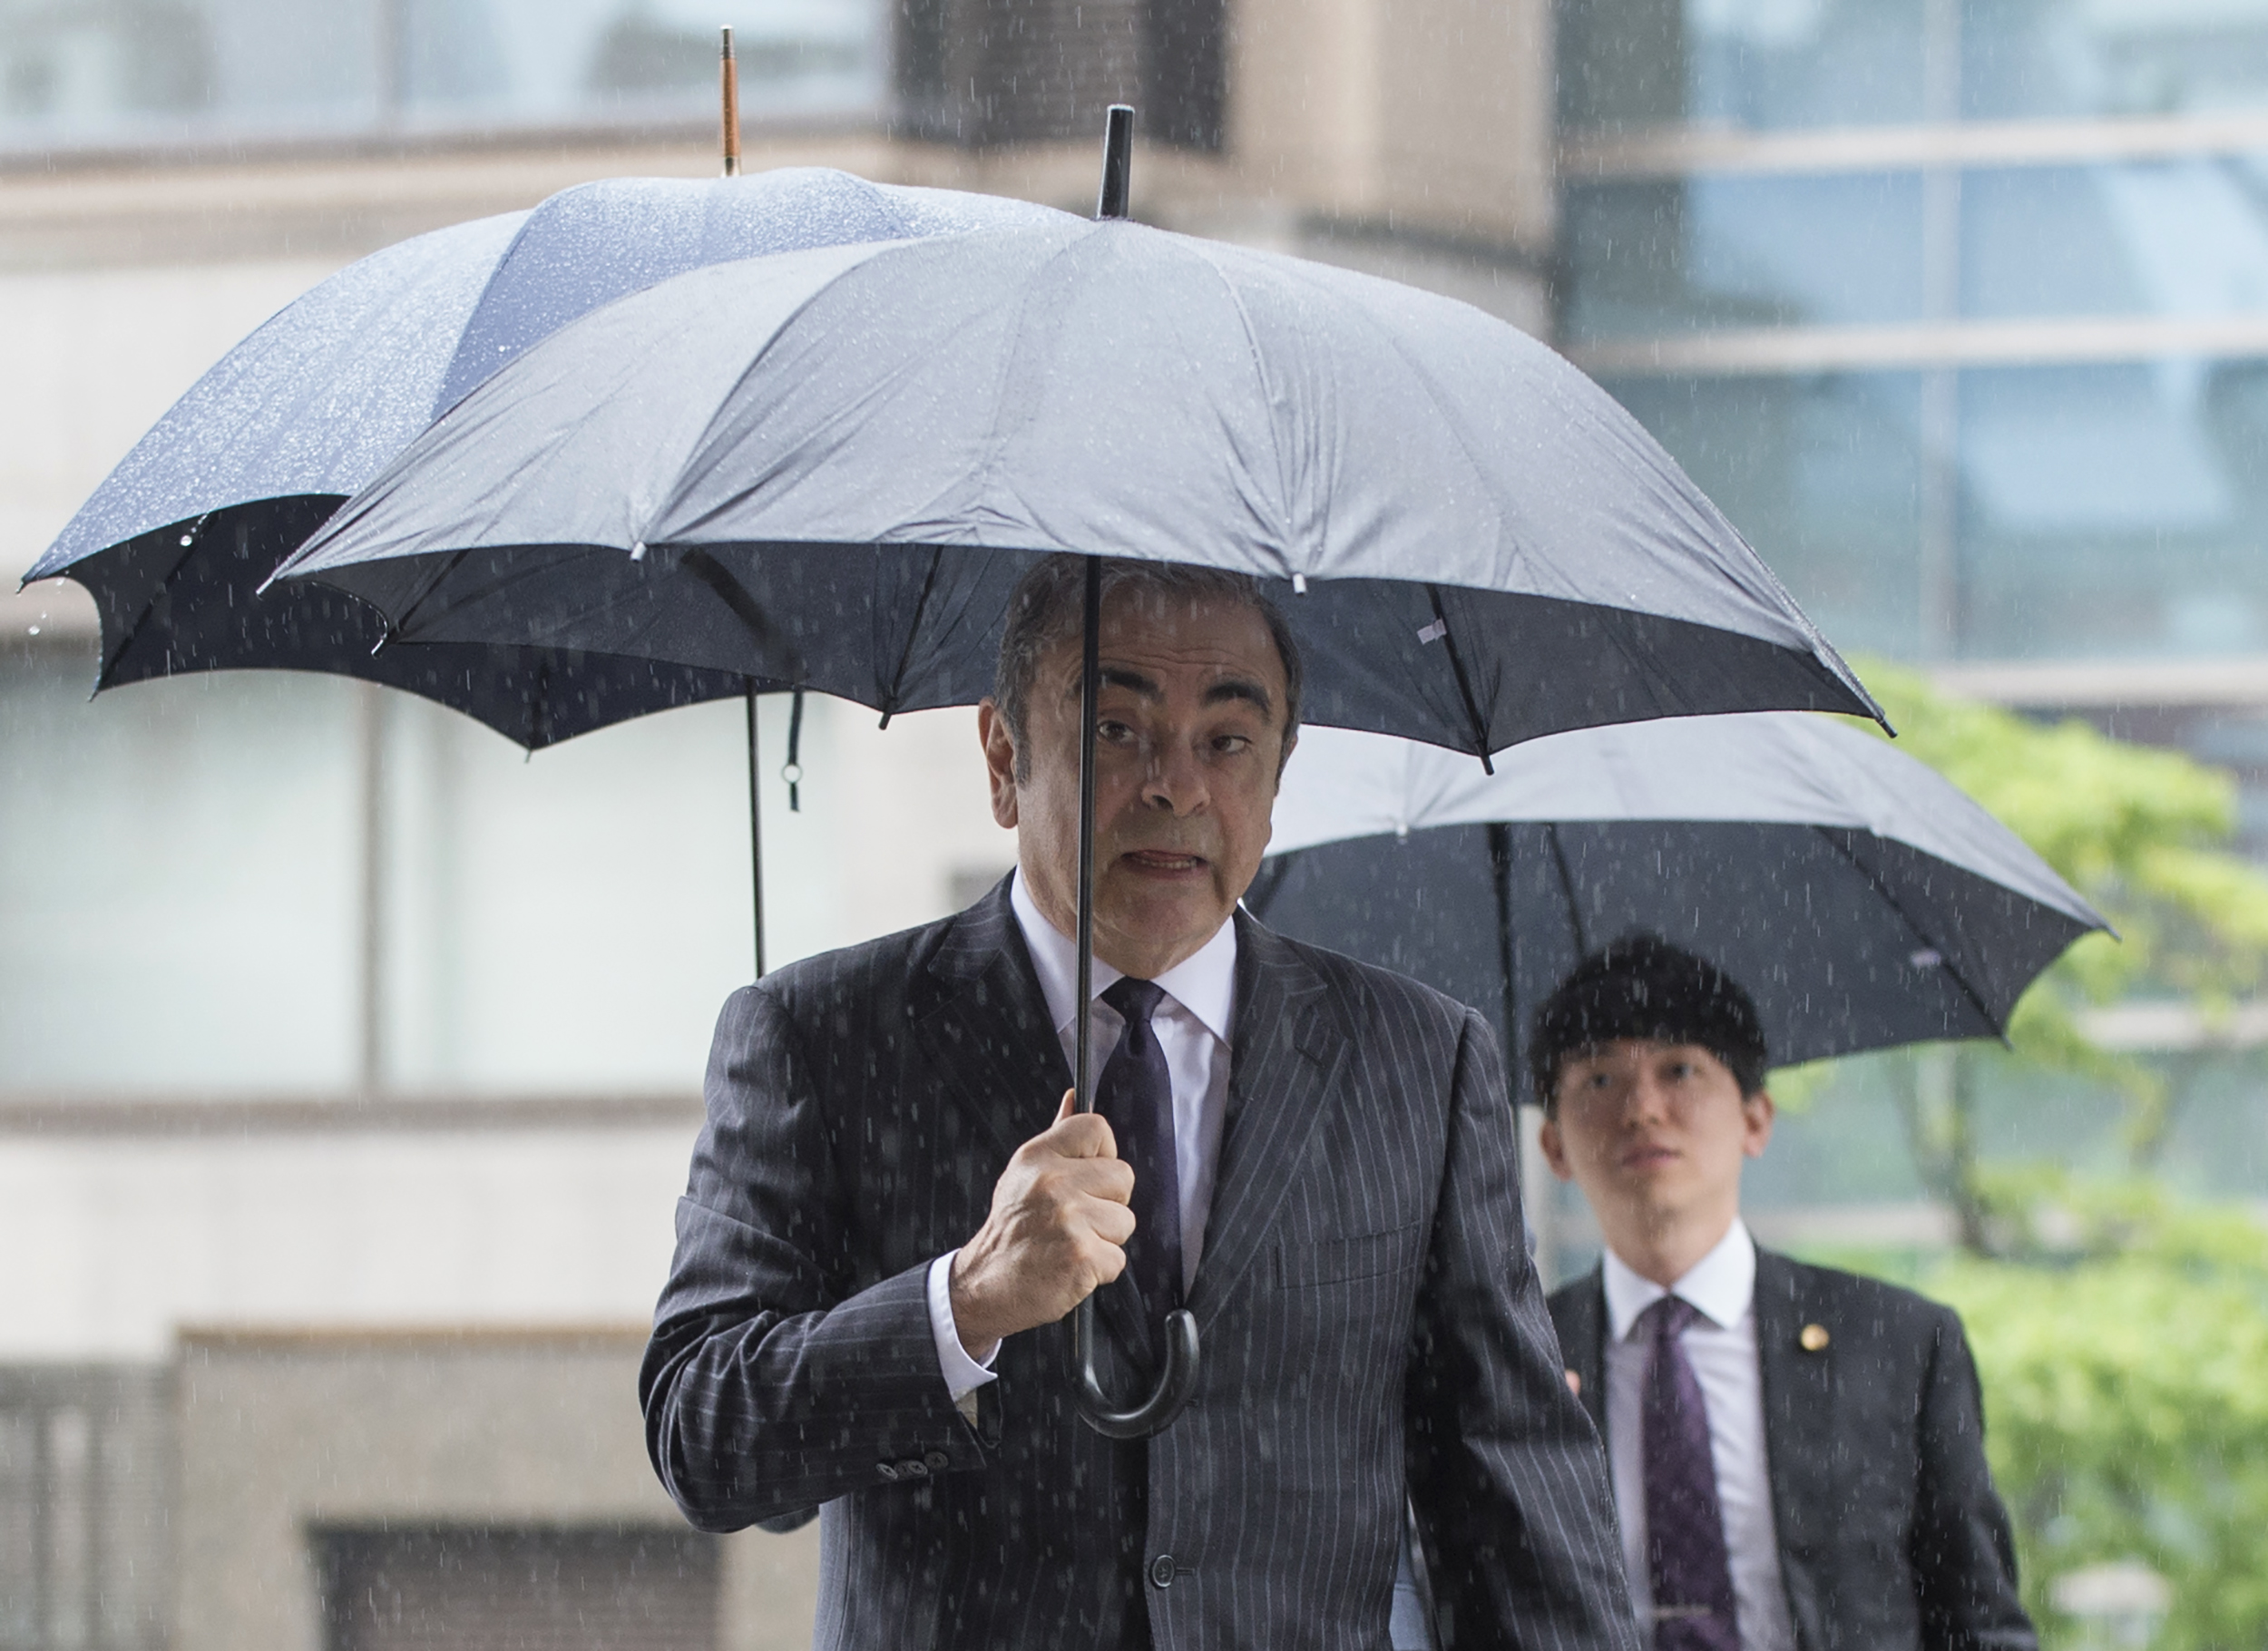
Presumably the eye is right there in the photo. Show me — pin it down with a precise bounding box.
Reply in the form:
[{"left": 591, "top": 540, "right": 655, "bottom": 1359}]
[
  {"left": 1097, "top": 718, "right": 1136, "bottom": 743},
  {"left": 1212, "top": 733, "right": 1252, "bottom": 756}
]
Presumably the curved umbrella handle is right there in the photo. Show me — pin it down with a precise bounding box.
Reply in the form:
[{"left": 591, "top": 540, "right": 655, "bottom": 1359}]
[{"left": 1074, "top": 1298, "right": 1200, "bottom": 1439}]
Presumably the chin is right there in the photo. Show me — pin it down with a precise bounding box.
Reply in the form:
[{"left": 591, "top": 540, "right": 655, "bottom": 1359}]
[{"left": 1101, "top": 890, "right": 1227, "bottom": 956}]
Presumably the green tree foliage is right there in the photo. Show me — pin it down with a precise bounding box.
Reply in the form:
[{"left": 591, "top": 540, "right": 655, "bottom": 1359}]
[
  {"left": 1848, "top": 665, "right": 2268, "bottom": 1233},
  {"left": 1814, "top": 669, "right": 2268, "bottom": 1648},
  {"left": 1928, "top": 1182, "right": 2268, "bottom": 1651}
]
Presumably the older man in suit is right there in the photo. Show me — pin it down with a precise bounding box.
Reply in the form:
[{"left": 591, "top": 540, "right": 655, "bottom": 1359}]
[
  {"left": 640, "top": 555, "right": 1638, "bottom": 1651},
  {"left": 1533, "top": 938, "right": 2036, "bottom": 1651}
]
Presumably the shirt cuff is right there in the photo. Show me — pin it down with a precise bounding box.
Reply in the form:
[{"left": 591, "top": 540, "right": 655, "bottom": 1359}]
[{"left": 927, "top": 1250, "right": 1001, "bottom": 1408}]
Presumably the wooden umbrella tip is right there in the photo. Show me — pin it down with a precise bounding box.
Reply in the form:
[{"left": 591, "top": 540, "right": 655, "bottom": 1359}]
[{"left": 720, "top": 24, "right": 741, "bottom": 176}]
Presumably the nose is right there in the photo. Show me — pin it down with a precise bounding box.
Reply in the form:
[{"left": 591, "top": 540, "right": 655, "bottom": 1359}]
[
  {"left": 1139, "top": 735, "right": 1209, "bottom": 816},
  {"left": 1626, "top": 1070, "right": 1672, "bottom": 1123}
]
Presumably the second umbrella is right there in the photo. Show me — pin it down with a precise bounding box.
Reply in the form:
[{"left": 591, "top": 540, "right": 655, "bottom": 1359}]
[{"left": 1246, "top": 714, "right": 2108, "bottom": 1084}]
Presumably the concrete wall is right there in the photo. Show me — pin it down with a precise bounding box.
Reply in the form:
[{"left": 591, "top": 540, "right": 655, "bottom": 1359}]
[
  {"left": 1228, "top": 0, "right": 1554, "bottom": 251},
  {"left": 171, "top": 1326, "right": 819, "bottom": 1651}
]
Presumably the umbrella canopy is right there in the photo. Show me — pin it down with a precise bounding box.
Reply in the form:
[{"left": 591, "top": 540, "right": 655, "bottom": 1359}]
[
  {"left": 271, "top": 214, "right": 1881, "bottom": 753},
  {"left": 264, "top": 143, "right": 1885, "bottom": 1439},
  {"left": 1246, "top": 716, "right": 2109, "bottom": 1084},
  {"left": 22, "top": 171, "right": 1067, "bottom": 747}
]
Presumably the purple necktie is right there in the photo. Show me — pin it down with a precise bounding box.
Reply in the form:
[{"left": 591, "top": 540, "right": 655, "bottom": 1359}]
[
  {"left": 1640, "top": 1296, "right": 1739, "bottom": 1651},
  {"left": 1097, "top": 977, "right": 1184, "bottom": 1329}
]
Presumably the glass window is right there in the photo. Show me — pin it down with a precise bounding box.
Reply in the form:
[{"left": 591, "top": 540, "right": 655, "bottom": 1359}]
[
  {"left": 0, "top": 647, "right": 757, "bottom": 1095},
  {"left": 1957, "top": 359, "right": 2268, "bottom": 658},
  {"left": 1563, "top": 172, "right": 1927, "bottom": 339},
  {"left": 0, "top": 652, "right": 365, "bottom": 1092},
  {"left": 1963, "top": 159, "right": 2268, "bottom": 319},
  {"left": 1560, "top": 0, "right": 1928, "bottom": 132},
  {"left": 1602, "top": 360, "right": 2268, "bottom": 662},
  {"left": 0, "top": 0, "right": 883, "bottom": 153},
  {"left": 1562, "top": 0, "right": 2268, "bottom": 134},
  {"left": 1603, "top": 371, "right": 1927, "bottom": 656},
  {"left": 1965, "top": 0, "right": 2268, "bottom": 122}
]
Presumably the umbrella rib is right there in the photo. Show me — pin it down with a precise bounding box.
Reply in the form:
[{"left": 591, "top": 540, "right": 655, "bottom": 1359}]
[
  {"left": 1806, "top": 824, "right": 2012, "bottom": 1047},
  {"left": 96, "top": 511, "right": 210, "bottom": 692},
  {"left": 678, "top": 547, "right": 797, "bottom": 671},
  {"left": 389, "top": 544, "right": 480, "bottom": 642},
  {"left": 429, "top": 207, "right": 548, "bottom": 425},
  {"left": 1426, "top": 586, "right": 1495, "bottom": 773},
  {"left": 878, "top": 546, "right": 944, "bottom": 724},
  {"left": 1544, "top": 825, "right": 1590, "bottom": 959}
]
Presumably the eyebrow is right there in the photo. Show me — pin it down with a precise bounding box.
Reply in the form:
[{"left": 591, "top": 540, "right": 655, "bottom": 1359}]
[
  {"left": 1083, "top": 668, "right": 1276, "bottom": 717},
  {"left": 1203, "top": 677, "right": 1275, "bottom": 715}
]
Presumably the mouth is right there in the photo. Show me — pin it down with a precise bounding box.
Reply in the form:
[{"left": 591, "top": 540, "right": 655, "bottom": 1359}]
[
  {"left": 1120, "top": 849, "right": 1208, "bottom": 876},
  {"left": 1620, "top": 1144, "right": 1678, "bottom": 1172}
]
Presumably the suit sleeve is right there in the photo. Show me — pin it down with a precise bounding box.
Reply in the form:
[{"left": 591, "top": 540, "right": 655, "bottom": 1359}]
[
  {"left": 1405, "top": 1007, "right": 1641, "bottom": 1651},
  {"left": 638, "top": 984, "right": 992, "bottom": 1531},
  {"left": 1911, "top": 1305, "right": 2038, "bottom": 1651}
]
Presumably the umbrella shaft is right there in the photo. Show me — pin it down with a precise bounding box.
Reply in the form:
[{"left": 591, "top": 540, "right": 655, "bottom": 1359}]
[
  {"left": 1073, "top": 558, "right": 1100, "bottom": 1109},
  {"left": 748, "top": 688, "right": 765, "bottom": 978}
]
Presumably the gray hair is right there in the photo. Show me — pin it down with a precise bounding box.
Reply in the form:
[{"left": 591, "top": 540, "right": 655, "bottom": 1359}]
[{"left": 992, "top": 554, "right": 1305, "bottom": 780}]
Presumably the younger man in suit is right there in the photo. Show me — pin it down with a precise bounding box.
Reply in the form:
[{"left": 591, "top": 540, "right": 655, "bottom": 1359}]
[{"left": 1532, "top": 937, "right": 2036, "bottom": 1651}]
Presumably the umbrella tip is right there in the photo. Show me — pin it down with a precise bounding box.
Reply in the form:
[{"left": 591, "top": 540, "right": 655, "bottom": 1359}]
[
  {"left": 1095, "top": 104, "right": 1134, "bottom": 220},
  {"left": 720, "top": 25, "right": 740, "bottom": 178}
]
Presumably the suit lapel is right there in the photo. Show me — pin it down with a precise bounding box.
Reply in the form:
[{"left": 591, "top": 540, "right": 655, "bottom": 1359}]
[
  {"left": 1754, "top": 1249, "right": 1833, "bottom": 1651},
  {"left": 910, "top": 882, "right": 1160, "bottom": 1368},
  {"left": 910, "top": 882, "right": 1068, "bottom": 1167},
  {"left": 1560, "top": 1270, "right": 1609, "bottom": 1440},
  {"left": 1183, "top": 914, "right": 1348, "bottom": 1333}
]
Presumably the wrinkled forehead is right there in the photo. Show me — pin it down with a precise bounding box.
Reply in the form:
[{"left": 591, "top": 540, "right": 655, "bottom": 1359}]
[{"left": 1042, "top": 587, "right": 1289, "bottom": 698}]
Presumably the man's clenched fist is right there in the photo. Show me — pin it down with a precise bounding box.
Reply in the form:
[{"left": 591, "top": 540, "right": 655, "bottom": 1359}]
[{"left": 948, "top": 1091, "right": 1138, "bottom": 1362}]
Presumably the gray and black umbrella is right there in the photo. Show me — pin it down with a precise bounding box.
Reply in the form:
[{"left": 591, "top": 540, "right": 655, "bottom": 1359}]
[
  {"left": 19, "top": 168, "right": 1064, "bottom": 748},
  {"left": 22, "top": 166, "right": 1067, "bottom": 971},
  {"left": 1246, "top": 715, "right": 2108, "bottom": 1089},
  {"left": 269, "top": 113, "right": 1881, "bottom": 1436}
]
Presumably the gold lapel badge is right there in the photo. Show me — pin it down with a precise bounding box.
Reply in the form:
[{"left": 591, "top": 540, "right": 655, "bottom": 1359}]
[{"left": 1799, "top": 1323, "right": 1831, "bottom": 1353}]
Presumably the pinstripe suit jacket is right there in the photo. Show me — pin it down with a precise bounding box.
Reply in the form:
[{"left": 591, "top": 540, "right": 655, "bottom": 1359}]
[{"left": 640, "top": 883, "right": 1637, "bottom": 1651}]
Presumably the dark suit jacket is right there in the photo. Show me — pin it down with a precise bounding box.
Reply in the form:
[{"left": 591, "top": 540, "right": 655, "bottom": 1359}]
[
  {"left": 1549, "top": 1252, "right": 2035, "bottom": 1651},
  {"left": 641, "top": 884, "right": 1637, "bottom": 1651}
]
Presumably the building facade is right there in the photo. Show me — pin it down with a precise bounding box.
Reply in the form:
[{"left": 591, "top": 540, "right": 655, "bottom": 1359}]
[
  {"left": 8, "top": 0, "right": 2268, "bottom": 1645},
  {"left": 0, "top": 2, "right": 1551, "bottom": 1646}
]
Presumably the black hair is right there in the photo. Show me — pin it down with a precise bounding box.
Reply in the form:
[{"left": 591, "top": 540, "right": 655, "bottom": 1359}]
[
  {"left": 1529, "top": 934, "right": 1768, "bottom": 1111},
  {"left": 992, "top": 553, "right": 1304, "bottom": 780}
]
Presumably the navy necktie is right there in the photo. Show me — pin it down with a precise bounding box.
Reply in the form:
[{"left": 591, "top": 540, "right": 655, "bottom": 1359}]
[
  {"left": 1640, "top": 1296, "right": 1740, "bottom": 1651},
  {"left": 1096, "top": 977, "right": 1184, "bottom": 1328}
]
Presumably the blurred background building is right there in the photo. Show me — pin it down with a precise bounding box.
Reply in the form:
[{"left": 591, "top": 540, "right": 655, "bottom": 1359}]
[{"left": 3, "top": 0, "right": 2265, "bottom": 1646}]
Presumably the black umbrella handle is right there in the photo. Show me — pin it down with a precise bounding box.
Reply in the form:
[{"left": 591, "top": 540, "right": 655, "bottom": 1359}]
[
  {"left": 1076, "top": 1300, "right": 1201, "bottom": 1439},
  {"left": 1070, "top": 553, "right": 1201, "bottom": 1440}
]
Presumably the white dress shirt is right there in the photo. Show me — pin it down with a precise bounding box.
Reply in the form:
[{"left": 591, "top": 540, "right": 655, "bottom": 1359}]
[
  {"left": 1602, "top": 1218, "right": 1796, "bottom": 1651},
  {"left": 925, "top": 869, "right": 1237, "bottom": 1405}
]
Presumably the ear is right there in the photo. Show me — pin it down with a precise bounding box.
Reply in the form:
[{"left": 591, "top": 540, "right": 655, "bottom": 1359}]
[
  {"left": 1537, "top": 1112, "right": 1577, "bottom": 1182},
  {"left": 1742, "top": 1089, "right": 1776, "bottom": 1159},
  {"left": 977, "top": 699, "right": 1020, "bottom": 830}
]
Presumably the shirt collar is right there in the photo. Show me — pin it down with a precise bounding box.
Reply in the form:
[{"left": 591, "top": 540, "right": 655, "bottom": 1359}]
[
  {"left": 1009, "top": 866, "right": 1237, "bottom": 1046},
  {"left": 1601, "top": 1217, "right": 1756, "bottom": 1342}
]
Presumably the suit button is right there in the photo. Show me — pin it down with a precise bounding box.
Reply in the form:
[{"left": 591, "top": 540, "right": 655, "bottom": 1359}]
[
  {"left": 1149, "top": 1554, "right": 1176, "bottom": 1588},
  {"left": 901, "top": 1458, "right": 930, "bottom": 1478},
  {"left": 925, "top": 1451, "right": 950, "bottom": 1470},
  {"left": 876, "top": 1462, "right": 900, "bottom": 1481}
]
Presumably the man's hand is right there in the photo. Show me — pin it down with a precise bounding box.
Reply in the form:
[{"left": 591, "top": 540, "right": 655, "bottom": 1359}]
[{"left": 949, "top": 1091, "right": 1137, "bottom": 1362}]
